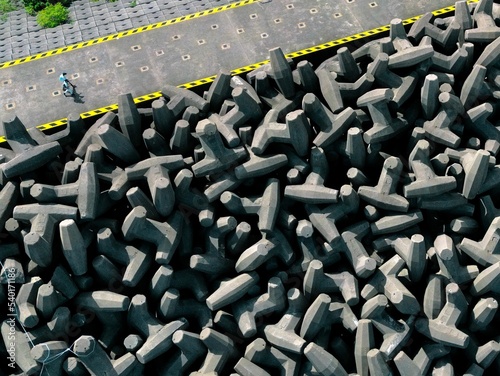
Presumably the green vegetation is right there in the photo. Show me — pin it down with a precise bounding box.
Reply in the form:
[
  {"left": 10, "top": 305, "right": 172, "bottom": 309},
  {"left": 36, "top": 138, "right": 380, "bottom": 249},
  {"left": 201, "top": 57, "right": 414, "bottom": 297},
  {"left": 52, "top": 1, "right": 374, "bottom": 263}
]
[
  {"left": 0, "top": 0, "right": 18, "bottom": 21},
  {"left": 36, "top": 2, "right": 68, "bottom": 27},
  {"left": 22, "top": 0, "right": 70, "bottom": 15}
]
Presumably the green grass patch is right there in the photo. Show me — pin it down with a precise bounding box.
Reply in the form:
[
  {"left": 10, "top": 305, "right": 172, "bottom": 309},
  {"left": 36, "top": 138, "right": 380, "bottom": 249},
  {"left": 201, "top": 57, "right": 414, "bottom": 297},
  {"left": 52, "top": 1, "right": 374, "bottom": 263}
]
[
  {"left": 0, "top": 0, "right": 18, "bottom": 21},
  {"left": 36, "top": 2, "right": 68, "bottom": 27}
]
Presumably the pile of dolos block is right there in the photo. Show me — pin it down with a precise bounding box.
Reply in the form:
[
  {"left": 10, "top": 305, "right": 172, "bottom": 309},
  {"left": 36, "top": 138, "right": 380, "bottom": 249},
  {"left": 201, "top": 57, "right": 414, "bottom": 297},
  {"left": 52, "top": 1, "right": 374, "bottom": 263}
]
[{"left": 2, "top": 0, "right": 500, "bottom": 374}]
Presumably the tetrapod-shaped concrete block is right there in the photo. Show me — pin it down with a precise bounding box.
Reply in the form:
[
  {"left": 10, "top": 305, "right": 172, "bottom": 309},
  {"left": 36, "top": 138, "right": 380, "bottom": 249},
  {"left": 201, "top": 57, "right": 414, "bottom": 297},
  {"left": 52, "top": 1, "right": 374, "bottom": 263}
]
[
  {"left": 285, "top": 147, "right": 338, "bottom": 204},
  {"left": 221, "top": 178, "right": 280, "bottom": 234},
  {"left": 459, "top": 216, "right": 500, "bottom": 266},
  {"left": 1, "top": 115, "right": 63, "bottom": 179},
  {"left": 191, "top": 216, "right": 236, "bottom": 276},
  {"left": 306, "top": 184, "right": 359, "bottom": 245},
  {"left": 170, "top": 119, "right": 196, "bottom": 156},
  {"left": 362, "top": 254, "right": 420, "bottom": 315},
  {"left": 332, "top": 46, "right": 362, "bottom": 82},
  {"left": 454, "top": 0, "right": 474, "bottom": 30},
  {"left": 316, "top": 68, "right": 344, "bottom": 113},
  {"left": 209, "top": 86, "right": 263, "bottom": 147},
  {"left": 127, "top": 294, "right": 188, "bottom": 363},
  {"left": 404, "top": 140, "right": 457, "bottom": 198},
  {"left": 125, "top": 155, "right": 186, "bottom": 217},
  {"left": 142, "top": 127, "right": 171, "bottom": 157},
  {"left": 263, "top": 288, "right": 307, "bottom": 354},
  {"left": 13, "top": 203, "right": 77, "bottom": 267},
  {"left": 302, "top": 92, "right": 356, "bottom": 149},
  {"left": 465, "top": 0, "right": 500, "bottom": 42},
  {"left": 269, "top": 47, "right": 296, "bottom": 99},
  {"left": 466, "top": 103, "right": 500, "bottom": 156},
  {"left": 434, "top": 233, "right": 479, "bottom": 284},
  {"left": 234, "top": 357, "right": 271, "bottom": 376},
  {"left": 460, "top": 65, "right": 488, "bottom": 110},
  {"left": 97, "top": 227, "right": 152, "bottom": 287},
  {"left": 74, "top": 290, "right": 130, "bottom": 313},
  {"left": 59, "top": 219, "right": 87, "bottom": 276},
  {"left": 473, "top": 340, "right": 500, "bottom": 369},
  {"left": 205, "top": 69, "right": 233, "bottom": 112},
  {"left": 296, "top": 60, "right": 320, "bottom": 94},
  {"left": 358, "top": 156, "right": 409, "bottom": 212},
  {"left": 388, "top": 18, "right": 435, "bottom": 68},
  {"left": 357, "top": 88, "right": 409, "bottom": 143},
  {"left": 30, "top": 161, "right": 100, "bottom": 220},
  {"left": 232, "top": 276, "right": 286, "bottom": 338},
  {"left": 73, "top": 335, "right": 118, "bottom": 376},
  {"left": 421, "top": 74, "right": 440, "bottom": 120},
  {"left": 366, "top": 53, "right": 418, "bottom": 109},
  {"left": 372, "top": 233, "right": 427, "bottom": 282},
  {"left": 367, "top": 348, "right": 393, "bottom": 376},
  {"left": 192, "top": 119, "right": 247, "bottom": 177},
  {"left": 303, "top": 259, "right": 359, "bottom": 305},
  {"left": 235, "top": 233, "right": 293, "bottom": 273},
  {"left": 122, "top": 206, "right": 184, "bottom": 265},
  {"left": 50, "top": 265, "right": 79, "bottom": 299},
  {"left": 423, "top": 91, "right": 464, "bottom": 148},
  {"left": 234, "top": 145, "right": 288, "bottom": 180},
  {"left": 416, "top": 283, "right": 469, "bottom": 348},
  {"left": 34, "top": 298, "right": 66, "bottom": 337},
  {"left": 475, "top": 35, "right": 500, "bottom": 67},
  {"left": 251, "top": 109, "right": 310, "bottom": 157},
  {"left": 361, "top": 295, "right": 415, "bottom": 359},
  {"left": 464, "top": 363, "right": 485, "bottom": 376}
]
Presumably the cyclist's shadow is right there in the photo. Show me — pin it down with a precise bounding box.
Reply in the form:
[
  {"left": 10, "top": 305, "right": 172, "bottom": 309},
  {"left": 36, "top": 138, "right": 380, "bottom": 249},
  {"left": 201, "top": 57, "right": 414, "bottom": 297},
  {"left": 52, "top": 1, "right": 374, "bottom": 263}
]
[{"left": 71, "top": 88, "right": 85, "bottom": 104}]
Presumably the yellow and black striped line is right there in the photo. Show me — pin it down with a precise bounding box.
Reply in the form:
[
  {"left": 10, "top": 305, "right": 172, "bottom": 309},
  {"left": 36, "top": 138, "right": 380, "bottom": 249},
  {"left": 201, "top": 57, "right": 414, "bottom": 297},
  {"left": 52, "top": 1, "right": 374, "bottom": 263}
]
[
  {"left": 0, "top": 0, "right": 480, "bottom": 143},
  {"left": 0, "top": 0, "right": 260, "bottom": 70}
]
